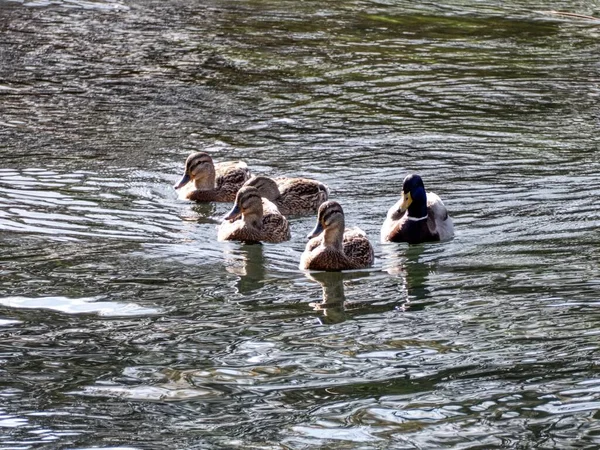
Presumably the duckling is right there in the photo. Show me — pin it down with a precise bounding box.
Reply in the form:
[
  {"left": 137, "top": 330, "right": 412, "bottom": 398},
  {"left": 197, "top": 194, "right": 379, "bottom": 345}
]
[
  {"left": 300, "top": 201, "right": 374, "bottom": 271},
  {"left": 174, "top": 151, "right": 250, "bottom": 202},
  {"left": 243, "top": 175, "right": 329, "bottom": 216},
  {"left": 381, "top": 174, "right": 454, "bottom": 244},
  {"left": 218, "top": 186, "right": 291, "bottom": 244}
]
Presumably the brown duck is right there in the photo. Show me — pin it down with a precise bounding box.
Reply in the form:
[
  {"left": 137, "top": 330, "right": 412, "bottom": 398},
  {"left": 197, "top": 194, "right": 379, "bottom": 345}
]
[
  {"left": 243, "top": 175, "right": 329, "bottom": 216},
  {"left": 174, "top": 151, "right": 250, "bottom": 202},
  {"left": 218, "top": 186, "right": 291, "bottom": 244},
  {"left": 300, "top": 201, "right": 374, "bottom": 271}
]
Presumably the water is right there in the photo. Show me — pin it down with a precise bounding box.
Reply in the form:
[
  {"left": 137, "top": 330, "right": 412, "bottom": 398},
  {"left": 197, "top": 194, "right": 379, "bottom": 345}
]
[{"left": 1, "top": 0, "right": 599, "bottom": 448}]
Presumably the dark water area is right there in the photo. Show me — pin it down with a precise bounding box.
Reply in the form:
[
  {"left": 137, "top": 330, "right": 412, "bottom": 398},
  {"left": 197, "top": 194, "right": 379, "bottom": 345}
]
[{"left": 1, "top": 0, "right": 599, "bottom": 448}]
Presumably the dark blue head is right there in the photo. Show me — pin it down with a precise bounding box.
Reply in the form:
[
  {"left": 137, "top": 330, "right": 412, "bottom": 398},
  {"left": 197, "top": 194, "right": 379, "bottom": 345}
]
[{"left": 400, "top": 174, "right": 428, "bottom": 218}]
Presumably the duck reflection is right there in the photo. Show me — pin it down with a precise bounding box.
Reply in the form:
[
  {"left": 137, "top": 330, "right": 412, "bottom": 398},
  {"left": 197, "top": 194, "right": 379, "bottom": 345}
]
[
  {"left": 381, "top": 244, "right": 432, "bottom": 306},
  {"left": 306, "top": 271, "right": 347, "bottom": 324},
  {"left": 178, "top": 202, "right": 220, "bottom": 225},
  {"left": 306, "top": 269, "right": 413, "bottom": 321},
  {"left": 224, "top": 243, "right": 266, "bottom": 295},
  {"left": 190, "top": 202, "right": 217, "bottom": 218}
]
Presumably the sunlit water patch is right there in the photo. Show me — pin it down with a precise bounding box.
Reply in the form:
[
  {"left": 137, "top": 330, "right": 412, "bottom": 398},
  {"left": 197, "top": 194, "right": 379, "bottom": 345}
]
[{"left": 0, "top": 296, "right": 160, "bottom": 316}]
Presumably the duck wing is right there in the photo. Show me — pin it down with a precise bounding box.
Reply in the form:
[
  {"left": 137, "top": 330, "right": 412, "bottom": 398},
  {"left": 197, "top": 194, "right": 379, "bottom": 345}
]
[
  {"left": 342, "top": 228, "right": 374, "bottom": 268},
  {"left": 215, "top": 161, "right": 251, "bottom": 189},
  {"left": 426, "top": 192, "right": 454, "bottom": 241},
  {"left": 276, "top": 177, "right": 330, "bottom": 214},
  {"left": 214, "top": 161, "right": 251, "bottom": 201},
  {"left": 261, "top": 212, "right": 291, "bottom": 243}
]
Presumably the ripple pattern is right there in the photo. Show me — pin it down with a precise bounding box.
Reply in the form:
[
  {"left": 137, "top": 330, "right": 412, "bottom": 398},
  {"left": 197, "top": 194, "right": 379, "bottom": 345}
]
[{"left": 0, "top": 0, "right": 599, "bottom": 448}]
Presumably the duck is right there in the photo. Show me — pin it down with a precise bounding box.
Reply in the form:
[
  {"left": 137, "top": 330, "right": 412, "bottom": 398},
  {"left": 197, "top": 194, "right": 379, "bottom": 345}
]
[
  {"left": 174, "top": 151, "right": 250, "bottom": 202},
  {"left": 243, "top": 175, "right": 329, "bottom": 216},
  {"left": 381, "top": 174, "right": 454, "bottom": 244},
  {"left": 218, "top": 186, "right": 291, "bottom": 244},
  {"left": 300, "top": 201, "right": 374, "bottom": 271}
]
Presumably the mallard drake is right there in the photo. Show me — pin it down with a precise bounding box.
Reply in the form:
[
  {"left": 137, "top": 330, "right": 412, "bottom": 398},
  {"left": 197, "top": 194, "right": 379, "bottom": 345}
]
[
  {"left": 243, "top": 176, "right": 329, "bottom": 216},
  {"left": 218, "top": 186, "right": 291, "bottom": 244},
  {"left": 300, "top": 201, "right": 374, "bottom": 271},
  {"left": 381, "top": 174, "right": 454, "bottom": 244},
  {"left": 174, "top": 151, "right": 250, "bottom": 202}
]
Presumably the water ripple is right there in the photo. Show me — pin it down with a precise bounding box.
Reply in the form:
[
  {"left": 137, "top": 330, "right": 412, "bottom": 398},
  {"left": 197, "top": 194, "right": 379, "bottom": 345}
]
[{"left": 1, "top": 0, "right": 599, "bottom": 448}]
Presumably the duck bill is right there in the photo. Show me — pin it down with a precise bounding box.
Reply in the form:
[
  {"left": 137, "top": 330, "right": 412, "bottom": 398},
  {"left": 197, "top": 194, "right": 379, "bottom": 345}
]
[
  {"left": 307, "top": 222, "right": 324, "bottom": 239},
  {"left": 224, "top": 204, "right": 242, "bottom": 222},
  {"left": 399, "top": 192, "right": 412, "bottom": 213},
  {"left": 174, "top": 173, "right": 191, "bottom": 190}
]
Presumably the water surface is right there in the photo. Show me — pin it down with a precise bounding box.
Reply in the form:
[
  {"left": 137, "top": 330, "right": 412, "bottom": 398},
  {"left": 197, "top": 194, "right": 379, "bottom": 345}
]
[{"left": 1, "top": 0, "right": 599, "bottom": 448}]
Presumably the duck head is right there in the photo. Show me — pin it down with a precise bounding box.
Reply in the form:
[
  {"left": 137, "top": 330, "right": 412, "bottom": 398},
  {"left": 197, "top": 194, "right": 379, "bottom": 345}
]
[
  {"left": 224, "top": 186, "right": 263, "bottom": 226},
  {"left": 400, "top": 174, "right": 428, "bottom": 219},
  {"left": 308, "top": 200, "right": 345, "bottom": 248},
  {"left": 174, "top": 152, "right": 216, "bottom": 190},
  {"left": 243, "top": 176, "right": 280, "bottom": 202}
]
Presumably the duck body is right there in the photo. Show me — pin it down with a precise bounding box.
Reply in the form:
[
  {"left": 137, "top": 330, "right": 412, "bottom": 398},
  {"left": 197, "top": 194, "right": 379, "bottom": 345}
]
[
  {"left": 218, "top": 186, "right": 291, "bottom": 244},
  {"left": 244, "top": 176, "right": 329, "bottom": 216},
  {"left": 302, "top": 227, "right": 374, "bottom": 271},
  {"left": 300, "top": 201, "right": 374, "bottom": 271},
  {"left": 381, "top": 175, "right": 454, "bottom": 244},
  {"left": 174, "top": 152, "right": 250, "bottom": 202}
]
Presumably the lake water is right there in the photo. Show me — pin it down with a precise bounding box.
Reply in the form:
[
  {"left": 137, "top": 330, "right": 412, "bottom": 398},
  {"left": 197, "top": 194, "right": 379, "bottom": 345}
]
[{"left": 1, "top": 0, "right": 599, "bottom": 448}]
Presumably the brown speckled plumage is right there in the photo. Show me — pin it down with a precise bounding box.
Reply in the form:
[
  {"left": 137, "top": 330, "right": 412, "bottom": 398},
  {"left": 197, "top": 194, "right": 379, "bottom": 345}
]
[
  {"left": 300, "top": 201, "right": 374, "bottom": 271},
  {"left": 218, "top": 186, "right": 291, "bottom": 244},
  {"left": 175, "top": 152, "right": 250, "bottom": 202},
  {"left": 244, "top": 176, "right": 329, "bottom": 216}
]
